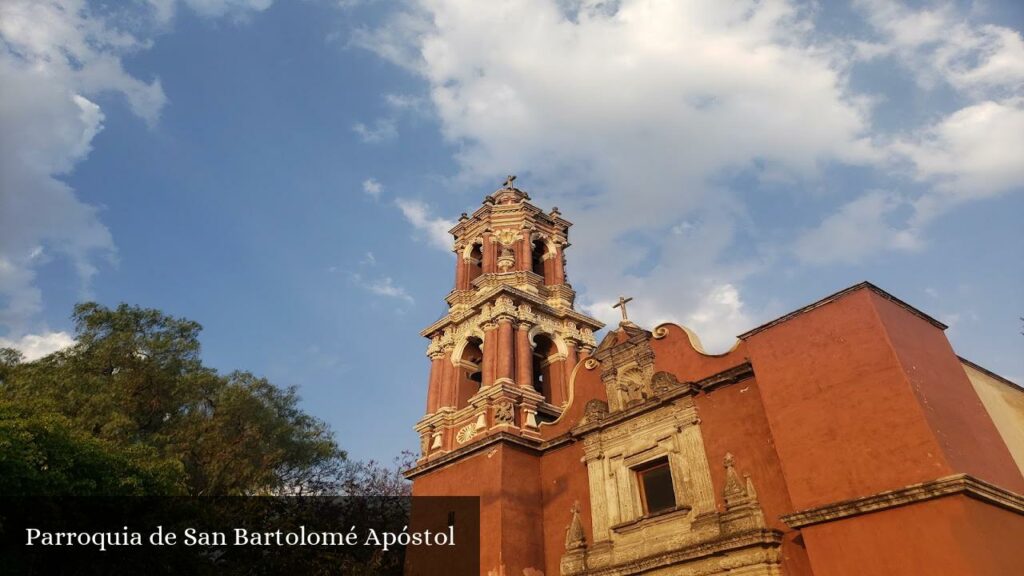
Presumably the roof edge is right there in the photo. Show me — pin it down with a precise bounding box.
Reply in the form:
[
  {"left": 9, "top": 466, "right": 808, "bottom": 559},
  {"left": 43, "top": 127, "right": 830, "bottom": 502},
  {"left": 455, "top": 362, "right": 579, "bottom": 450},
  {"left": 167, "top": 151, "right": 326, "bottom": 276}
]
[
  {"left": 959, "top": 356, "right": 1022, "bottom": 390},
  {"left": 738, "top": 281, "right": 947, "bottom": 340}
]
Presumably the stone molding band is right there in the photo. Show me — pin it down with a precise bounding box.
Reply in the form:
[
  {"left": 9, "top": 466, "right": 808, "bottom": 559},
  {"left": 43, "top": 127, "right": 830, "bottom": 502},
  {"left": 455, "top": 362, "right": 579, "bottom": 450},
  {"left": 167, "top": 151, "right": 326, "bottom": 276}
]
[
  {"left": 570, "top": 528, "right": 784, "bottom": 576},
  {"left": 781, "top": 473, "right": 1024, "bottom": 529}
]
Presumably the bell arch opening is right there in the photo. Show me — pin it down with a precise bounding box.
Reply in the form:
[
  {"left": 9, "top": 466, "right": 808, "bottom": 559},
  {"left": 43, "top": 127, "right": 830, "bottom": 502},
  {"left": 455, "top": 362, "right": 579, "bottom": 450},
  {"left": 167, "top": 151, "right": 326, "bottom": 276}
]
[
  {"left": 531, "top": 239, "right": 547, "bottom": 279},
  {"left": 532, "top": 334, "right": 563, "bottom": 405},
  {"left": 456, "top": 337, "right": 483, "bottom": 409},
  {"left": 466, "top": 243, "right": 484, "bottom": 285}
]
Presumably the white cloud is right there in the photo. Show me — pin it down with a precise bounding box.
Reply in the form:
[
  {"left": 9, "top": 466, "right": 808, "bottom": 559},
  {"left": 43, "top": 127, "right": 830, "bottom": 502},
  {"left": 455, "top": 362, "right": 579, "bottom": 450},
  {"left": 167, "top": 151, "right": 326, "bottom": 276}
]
[
  {"left": 855, "top": 0, "right": 1024, "bottom": 97},
  {"left": 0, "top": 330, "right": 75, "bottom": 361},
  {"left": 794, "top": 190, "right": 922, "bottom": 265},
  {"left": 894, "top": 99, "right": 1024, "bottom": 224},
  {"left": 353, "top": 0, "right": 1024, "bottom": 346},
  {"left": 356, "top": 0, "right": 879, "bottom": 343},
  {"left": 0, "top": 0, "right": 270, "bottom": 336},
  {"left": 394, "top": 198, "right": 455, "bottom": 252},
  {"left": 350, "top": 273, "right": 414, "bottom": 304},
  {"left": 0, "top": 0, "right": 156, "bottom": 331},
  {"left": 362, "top": 177, "right": 383, "bottom": 199}
]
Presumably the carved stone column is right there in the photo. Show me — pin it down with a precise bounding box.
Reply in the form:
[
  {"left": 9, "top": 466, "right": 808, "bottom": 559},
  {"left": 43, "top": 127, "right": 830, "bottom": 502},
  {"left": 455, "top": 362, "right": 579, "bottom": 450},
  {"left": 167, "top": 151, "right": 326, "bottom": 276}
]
[
  {"left": 496, "top": 317, "right": 515, "bottom": 384},
  {"left": 564, "top": 339, "right": 579, "bottom": 394},
  {"left": 426, "top": 352, "right": 445, "bottom": 413},
  {"left": 553, "top": 244, "right": 566, "bottom": 284},
  {"left": 454, "top": 253, "right": 466, "bottom": 290},
  {"left": 439, "top": 346, "right": 457, "bottom": 408},
  {"left": 515, "top": 322, "right": 533, "bottom": 388},
  {"left": 518, "top": 234, "right": 531, "bottom": 272},
  {"left": 585, "top": 451, "right": 611, "bottom": 543},
  {"left": 483, "top": 233, "right": 497, "bottom": 274},
  {"left": 543, "top": 251, "right": 557, "bottom": 285},
  {"left": 677, "top": 420, "right": 717, "bottom": 518},
  {"left": 481, "top": 322, "right": 497, "bottom": 386}
]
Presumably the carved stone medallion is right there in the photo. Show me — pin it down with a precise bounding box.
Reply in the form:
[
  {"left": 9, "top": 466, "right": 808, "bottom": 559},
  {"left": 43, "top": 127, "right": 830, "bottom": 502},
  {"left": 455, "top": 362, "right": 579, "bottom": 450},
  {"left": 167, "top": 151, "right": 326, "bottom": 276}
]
[{"left": 456, "top": 424, "right": 476, "bottom": 445}]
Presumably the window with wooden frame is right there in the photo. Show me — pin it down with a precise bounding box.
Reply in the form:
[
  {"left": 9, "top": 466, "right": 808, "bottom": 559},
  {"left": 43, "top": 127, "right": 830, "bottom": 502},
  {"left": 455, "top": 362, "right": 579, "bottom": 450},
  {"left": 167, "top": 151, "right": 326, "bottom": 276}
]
[{"left": 635, "top": 458, "right": 676, "bottom": 515}]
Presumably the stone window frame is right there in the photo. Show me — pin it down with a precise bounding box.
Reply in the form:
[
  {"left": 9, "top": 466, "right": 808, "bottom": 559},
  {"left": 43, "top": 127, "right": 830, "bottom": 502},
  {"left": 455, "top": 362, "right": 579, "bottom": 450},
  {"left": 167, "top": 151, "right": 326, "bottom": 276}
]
[{"left": 617, "top": 443, "right": 692, "bottom": 527}]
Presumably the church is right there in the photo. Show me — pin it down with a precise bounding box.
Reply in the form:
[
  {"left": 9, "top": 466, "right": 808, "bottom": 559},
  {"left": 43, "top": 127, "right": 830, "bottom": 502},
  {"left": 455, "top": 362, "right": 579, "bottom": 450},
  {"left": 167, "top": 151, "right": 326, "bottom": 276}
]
[{"left": 405, "top": 179, "right": 1024, "bottom": 576}]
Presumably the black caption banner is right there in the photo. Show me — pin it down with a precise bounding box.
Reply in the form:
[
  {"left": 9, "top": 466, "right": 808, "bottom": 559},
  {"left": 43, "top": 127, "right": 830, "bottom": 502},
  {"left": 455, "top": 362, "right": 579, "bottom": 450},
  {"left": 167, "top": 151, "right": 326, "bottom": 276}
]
[{"left": 0, "top": 496, "right": 479, "bottom": 576}]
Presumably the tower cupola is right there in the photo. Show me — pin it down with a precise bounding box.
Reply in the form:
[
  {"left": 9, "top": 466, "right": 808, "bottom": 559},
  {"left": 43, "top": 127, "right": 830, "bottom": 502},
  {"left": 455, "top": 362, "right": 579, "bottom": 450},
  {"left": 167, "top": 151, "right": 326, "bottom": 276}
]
[{"left": 415, "top": 176, "right": 604, "bottom": 461}]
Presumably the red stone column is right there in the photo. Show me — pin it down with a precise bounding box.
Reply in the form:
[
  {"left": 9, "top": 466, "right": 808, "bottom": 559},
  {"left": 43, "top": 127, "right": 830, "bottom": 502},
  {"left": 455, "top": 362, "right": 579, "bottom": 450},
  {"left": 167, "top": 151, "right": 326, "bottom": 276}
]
[
  {"left": 553, "top": 245, "right": 566, "bottom": 284},
  {"left": 481, "top": 323, "right": 497, "bottom": 386},
  {"left": 496, "top": 317, "right": 515, "bottom": 383},
  {"left": 438, "top": 348, "right": 457, "bottom": 408},
  {"left": 483, "top": 235, "right": 497, "bottom": 274},
  {"left": 518, "top": 236, "right": 531, "bottom": 272},
  {"left": 564, "top": 340, "right": 579, "bottom": 387},
  {"left": 543, "top": 253, "right": 556, "bottom": 285},
  {"left": 454, "top": 253, "right": 467, "bottom": 290},
  {"left": 548, "top": 357, "right": 566, "bottom": 406},
  {"left": 426, "top": 353, "right": 445, "bottom": 413},
  {"left": 515, "top": 323, "right": 533, "bottom": 388}
]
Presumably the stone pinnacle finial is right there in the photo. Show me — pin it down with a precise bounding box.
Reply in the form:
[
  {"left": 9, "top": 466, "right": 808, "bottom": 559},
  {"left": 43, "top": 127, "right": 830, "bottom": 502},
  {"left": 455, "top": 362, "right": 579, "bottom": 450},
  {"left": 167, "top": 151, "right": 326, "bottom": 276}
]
[{"left": 565, "top": 500, "right": 586, "bottom": 551}]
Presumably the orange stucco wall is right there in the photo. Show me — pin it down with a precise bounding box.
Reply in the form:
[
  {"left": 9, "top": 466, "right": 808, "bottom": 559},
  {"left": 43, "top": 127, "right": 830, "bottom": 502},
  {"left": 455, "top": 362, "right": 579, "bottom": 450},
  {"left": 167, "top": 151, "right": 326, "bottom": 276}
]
[
  {"left": 411, "top": 444, "right": 545, "bottom": 575},
  {"left": 539, "top": 441, "right": 591, "bottom": 576},
  {"left": 870, "top": 292, "right": 1024, "bottom": 492},
  {"left": 799, "top": 495, "right": 1024, "bottom": 575},
  {"left": 743, "top": 289, "right": 955, "bottom": 509},
  {"left": 694, "top": 376, "right": 813, "bottom": 576}
]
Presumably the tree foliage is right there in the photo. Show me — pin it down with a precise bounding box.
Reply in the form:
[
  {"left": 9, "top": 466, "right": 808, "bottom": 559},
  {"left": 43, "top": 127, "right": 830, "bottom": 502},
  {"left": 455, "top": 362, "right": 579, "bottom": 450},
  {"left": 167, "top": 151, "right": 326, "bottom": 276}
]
[{"left": 0, "top": 302, "right": 347, "bottom": 496}]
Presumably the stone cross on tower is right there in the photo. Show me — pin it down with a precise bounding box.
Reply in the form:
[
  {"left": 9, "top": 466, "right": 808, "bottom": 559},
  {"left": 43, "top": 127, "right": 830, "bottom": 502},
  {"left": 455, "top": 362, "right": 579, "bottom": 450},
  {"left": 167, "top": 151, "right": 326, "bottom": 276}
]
[
  {"left": 504, "top": 174, "right": 517, "bottom": 189},
  {"left": 613, "top": 296, "right": 634, "bottom": 323}
]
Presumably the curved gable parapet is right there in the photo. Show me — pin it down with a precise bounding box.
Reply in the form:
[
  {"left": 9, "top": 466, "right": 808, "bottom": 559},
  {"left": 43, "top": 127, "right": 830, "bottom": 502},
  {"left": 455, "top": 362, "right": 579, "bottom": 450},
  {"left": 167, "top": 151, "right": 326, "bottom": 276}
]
[
  {"left": 650, "top": 322, "right": 749, "bottom": 384},
  {"left": 651, "top": 322, "right": 741, "bottom": 356}
]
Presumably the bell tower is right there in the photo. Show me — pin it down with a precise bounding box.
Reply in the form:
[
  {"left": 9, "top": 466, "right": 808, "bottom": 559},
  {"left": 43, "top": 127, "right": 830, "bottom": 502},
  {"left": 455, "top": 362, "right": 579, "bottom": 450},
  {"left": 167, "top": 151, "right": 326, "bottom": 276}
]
[{"left": 415, "top": 176, "right": 603, "bottom": 461}]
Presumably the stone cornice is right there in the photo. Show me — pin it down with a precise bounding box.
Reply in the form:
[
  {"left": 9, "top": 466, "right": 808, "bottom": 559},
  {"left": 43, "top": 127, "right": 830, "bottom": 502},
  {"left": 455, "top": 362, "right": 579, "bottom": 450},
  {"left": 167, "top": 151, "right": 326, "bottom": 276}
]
[
  {"left": 420, "top": 283, "right": 604, "bottom": 337},
  {"left": 781, "top": 474, "right": 1024, "bottom": 529},
  {"left": 404, "top": 431, "right": 548, "bottom": 480},
  {"left": 577, "top": 528, "right": 784, "bottom": 576},
  {"left": 569, "top": 362, "right": 754, "bottom": 437}
]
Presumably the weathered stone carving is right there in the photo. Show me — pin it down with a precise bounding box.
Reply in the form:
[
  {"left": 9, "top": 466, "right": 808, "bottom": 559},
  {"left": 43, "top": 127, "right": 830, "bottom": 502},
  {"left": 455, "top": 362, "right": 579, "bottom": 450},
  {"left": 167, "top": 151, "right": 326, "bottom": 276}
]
[
  {"left": 582, "top": 399, "right": 609, "bottom": 424},
  {"left": 620, "top": 368, "right": 651, "bottom": 405},
  {"left": 456, "top": 424, "right": 476, "bottom": 445},
  {"left": 565, "top": 501, "right": 587, "bottom": 551},
  {"left": 650, "top": 371, "right": 680, "bottom": 395},
  {"left": 494, "top": 399, "right": 515, "bottom": 425},
  {"left": 720, "top": 452, "right": 767, "bottom": 534}
]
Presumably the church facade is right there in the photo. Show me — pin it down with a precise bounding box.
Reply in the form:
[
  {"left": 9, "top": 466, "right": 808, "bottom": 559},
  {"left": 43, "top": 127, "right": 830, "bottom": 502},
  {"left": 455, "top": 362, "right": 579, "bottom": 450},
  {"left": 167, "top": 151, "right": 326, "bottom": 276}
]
[{"left": 406, "top": 180, "right": 1024, "bottom": 576}]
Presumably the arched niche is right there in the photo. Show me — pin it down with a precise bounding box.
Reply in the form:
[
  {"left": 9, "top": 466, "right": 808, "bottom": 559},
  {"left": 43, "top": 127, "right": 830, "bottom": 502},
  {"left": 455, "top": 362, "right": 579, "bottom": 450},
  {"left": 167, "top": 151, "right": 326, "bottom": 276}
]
[
  {"left": 530, "top": 332, "right": 568, "bottom": 406},
  {"left": 450, "top": 327, "right": 487, "bottom": 367},
  {"left": 530, "top": 234, "right": 555, "bottom": 282},
  {"left": 455, "top": 337, "right": 483, "bottom": 409},
  {"left": 463, "top": 241, "right": 484, "bottom": 285}
]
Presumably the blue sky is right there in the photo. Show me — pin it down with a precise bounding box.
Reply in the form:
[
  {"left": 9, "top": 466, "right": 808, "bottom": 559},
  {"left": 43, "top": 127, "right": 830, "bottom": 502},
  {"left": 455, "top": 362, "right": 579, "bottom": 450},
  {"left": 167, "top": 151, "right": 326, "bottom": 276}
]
[{"left": 1, "top": 0, "right": 1022, "bottom": 462}]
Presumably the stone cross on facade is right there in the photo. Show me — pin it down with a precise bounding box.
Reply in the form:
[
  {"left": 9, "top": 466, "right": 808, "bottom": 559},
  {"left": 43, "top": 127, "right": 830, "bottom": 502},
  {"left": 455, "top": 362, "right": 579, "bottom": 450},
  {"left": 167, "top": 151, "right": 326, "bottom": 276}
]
[
  {"left": 504, "top": 174, "right": 517, "bottom": 189},
  {"left": 613, "top": 296, "right": 633, "bottom": 323}
]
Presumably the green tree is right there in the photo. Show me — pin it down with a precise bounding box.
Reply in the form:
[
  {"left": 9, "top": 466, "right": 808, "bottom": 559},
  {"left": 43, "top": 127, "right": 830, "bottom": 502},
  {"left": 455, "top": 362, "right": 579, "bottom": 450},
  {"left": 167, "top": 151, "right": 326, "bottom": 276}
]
[
  {"left": 0, "top": 400, "right": 183, "bottom": 495},
  {"left": 0, "top": 302, "right": 346, "bottom": 496}
]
